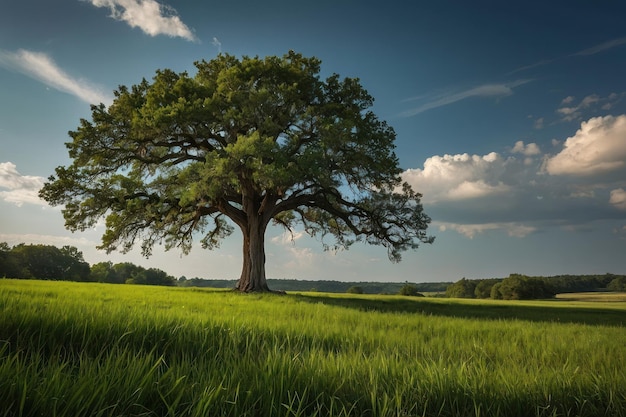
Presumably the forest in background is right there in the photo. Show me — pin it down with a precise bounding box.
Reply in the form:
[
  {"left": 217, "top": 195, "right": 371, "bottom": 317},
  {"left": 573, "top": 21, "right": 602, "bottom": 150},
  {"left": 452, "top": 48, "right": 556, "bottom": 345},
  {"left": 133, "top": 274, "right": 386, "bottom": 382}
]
[{"left": 1, "top": 242, "right": 625, "bottom": 297}]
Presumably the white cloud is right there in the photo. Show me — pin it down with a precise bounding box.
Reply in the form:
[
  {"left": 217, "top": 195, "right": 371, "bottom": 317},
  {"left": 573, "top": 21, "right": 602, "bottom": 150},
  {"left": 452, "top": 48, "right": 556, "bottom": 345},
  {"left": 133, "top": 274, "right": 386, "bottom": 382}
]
[
  {"left": 509, "top": 38, "right": 626, "bottom": 77},
  {"left": 447, "top": 180, "right": 509, "bottom": 201},
  {"left": 279, "top": 247, "right": 315, "bottom": 270},
  {"left": 609, "top": 188, "right": 626, "bottom": 210},
  {"left": 572, "top": 37, "right": 626, "bottom": 57},
  {"left": 556, "top": 93, "right": 622, "bottom": 122},
  {"left": 580, "top": 95, "right": 601, "bottom": 108},
  {"left": 507, "top": 59, "right": 555, "bottom": 76},
  {"left": 557, "top": 94, "right": 599, "bottom": 121},
  {"left": 400, "top": 79, "right": 531, "bottom": 117},
  {"left": 271, "top": 230, "right": 305, "bottom": 245},
  {"left": 512, "top": 141, "right": 541, "bottom": 166},
  {"left": 403, "top": 129, "right": 626, "bottom": 239},
  {"left": 569, "top": 189, "right": 595, "bottom": 199},
  {"left": 436, "top": 221, "right": 537, "bottom": 239},
  {"left": 402, "top": 152, "right": 510, "bottom": 204},
  {"left": 0, "top": 162, "right": 47, "bottom": 207},
  {"left": 88, "top": 0, "right": 197, "bottom": 42},
  {"left": 268, "top": 230, "right": 317, "bottom": 272},
  {"left": 545, "top": 115, "right": 626, "bottom": 176},
  {"left": 212, "top": 37, "right": 222, "bottom": 53},
  {"left": 512, "top": 141, "right": 541, "bottom": 156},
  {"left": 0, "top": 49, "right": 112, "bottom": 104},
  {"left": 0, "top": 233, "right": 95, "bottom": 248}
]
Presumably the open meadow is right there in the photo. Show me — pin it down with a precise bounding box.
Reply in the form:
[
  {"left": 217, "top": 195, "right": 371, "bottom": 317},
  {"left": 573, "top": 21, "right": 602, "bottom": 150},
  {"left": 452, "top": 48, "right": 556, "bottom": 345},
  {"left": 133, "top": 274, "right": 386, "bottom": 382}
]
[
  {"left": 1, "top": 279, "right": 625, "bottom": 417},
  {"left": 555, "top": 292, "right": 626, "bottom": 302}
]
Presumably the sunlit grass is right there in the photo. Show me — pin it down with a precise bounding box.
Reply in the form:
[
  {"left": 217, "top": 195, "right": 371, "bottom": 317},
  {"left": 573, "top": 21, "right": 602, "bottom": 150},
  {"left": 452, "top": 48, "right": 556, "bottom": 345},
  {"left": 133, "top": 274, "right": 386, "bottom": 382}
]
[
  {"left": 1, "top": 279, "right": 625, "bottom": 416},
  {"left": 555, "top": 291, "right": 626, "bottom": 302}
]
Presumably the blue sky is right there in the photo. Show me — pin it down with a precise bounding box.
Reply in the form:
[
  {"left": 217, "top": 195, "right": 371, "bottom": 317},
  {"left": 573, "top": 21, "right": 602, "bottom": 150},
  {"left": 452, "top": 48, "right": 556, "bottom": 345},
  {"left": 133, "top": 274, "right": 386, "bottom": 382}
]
[{"left": 1, "top": 0, "right": 625, "bottom": 282}]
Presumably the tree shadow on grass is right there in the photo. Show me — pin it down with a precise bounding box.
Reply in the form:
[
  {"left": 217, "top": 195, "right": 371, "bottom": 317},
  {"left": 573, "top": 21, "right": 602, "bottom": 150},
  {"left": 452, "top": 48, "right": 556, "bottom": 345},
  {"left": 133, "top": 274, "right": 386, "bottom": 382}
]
[{"left": 289, "top": 293, "right": 626, "bottom": 327}]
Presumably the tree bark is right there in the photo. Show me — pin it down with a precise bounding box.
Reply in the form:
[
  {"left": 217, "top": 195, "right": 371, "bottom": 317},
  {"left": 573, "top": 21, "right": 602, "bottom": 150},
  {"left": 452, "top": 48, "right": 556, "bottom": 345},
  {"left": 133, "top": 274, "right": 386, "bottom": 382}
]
[{"left": 235, "top": 208, "right": 270, "bottom": 292}]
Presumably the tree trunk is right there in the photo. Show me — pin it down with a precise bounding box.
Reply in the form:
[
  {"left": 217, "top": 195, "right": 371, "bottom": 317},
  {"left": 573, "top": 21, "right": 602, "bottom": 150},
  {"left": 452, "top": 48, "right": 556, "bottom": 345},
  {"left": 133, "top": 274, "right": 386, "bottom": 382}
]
[{"left": 235, "top": 212, "right": 270, "bottom": 292}]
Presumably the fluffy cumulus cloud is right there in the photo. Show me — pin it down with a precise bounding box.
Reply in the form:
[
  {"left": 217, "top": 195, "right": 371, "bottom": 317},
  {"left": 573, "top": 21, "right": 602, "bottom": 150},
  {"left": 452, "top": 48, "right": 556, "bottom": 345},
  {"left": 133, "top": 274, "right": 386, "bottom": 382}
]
[
  {"left": 544, "top": 115, "right": 626, "bottom": 177},
  {"left": 403, "top": 115, "right": 626, "bottom": 238},
  {"left": 512, "top": 140, "right": 541, "bottom": 156},
  {"left": 0, "top": 49, "right": 112, "bottom": 104},
  {"left": 512, "top": 141, "right": 542, "bottom": 165},
  {"left": 0, "top": 162, "right": 47, "bottom": 207},
  {"left": 402, "top": 152, "right": 511, "bottom": 205},
  {"left": 88, "top": 0, "right": 197, "bottom": 41}
]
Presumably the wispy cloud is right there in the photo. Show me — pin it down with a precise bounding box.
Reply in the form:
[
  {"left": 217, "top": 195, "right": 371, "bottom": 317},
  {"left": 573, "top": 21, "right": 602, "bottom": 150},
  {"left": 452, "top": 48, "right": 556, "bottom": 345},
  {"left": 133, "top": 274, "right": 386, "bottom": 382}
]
[
  {"left": 572, "top": 36, "right": 626, "bottom": 56},
  {"left": 435, "top": 221, "right": 537, "bottom": 239},
  {"left": 507, "top": 58, "right": 555, "bottom": 75},
  {"left": 0, "top": 233, "right": 96, "bottom": 248},
  {"left": 509, "top": 37, "right": 626, "bottom": 75},
  {"left": 88, "top": 0, "right": 198, "bottom": 42},
  {"left": 212, "top": 37, "right": 222, "bottom": 53},
  {"left": 0, "top": 49, "right": 112, "bottom": 104},
  {"left": 400, "top": 80, "right": 531, "bottom": 117}
]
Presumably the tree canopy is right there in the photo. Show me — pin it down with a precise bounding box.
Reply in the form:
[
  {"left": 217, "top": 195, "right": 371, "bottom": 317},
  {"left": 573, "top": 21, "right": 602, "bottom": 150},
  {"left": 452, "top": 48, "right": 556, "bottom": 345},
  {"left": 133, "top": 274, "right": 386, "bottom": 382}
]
[
  {"left": 490, "top": 274, "right": 555, "bottom": 300},
  {"left": 398, "top": 283, "right": 423, "bottom": 297},
  {"left": 445, "top": 274, "right": 558, "bottom": 300},
  {"left": 40, "top": 51, "right": 433, "bottom": 292},
  {"left": 445, "top": 278, "right": 477, "bottom": 298}
]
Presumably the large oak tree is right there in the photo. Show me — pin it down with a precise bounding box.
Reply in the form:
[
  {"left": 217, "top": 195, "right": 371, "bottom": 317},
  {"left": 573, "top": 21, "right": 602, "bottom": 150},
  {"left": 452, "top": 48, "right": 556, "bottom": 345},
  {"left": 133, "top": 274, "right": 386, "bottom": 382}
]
[{"left": 40, "top": 52, "right": 433, "bottom": 292}]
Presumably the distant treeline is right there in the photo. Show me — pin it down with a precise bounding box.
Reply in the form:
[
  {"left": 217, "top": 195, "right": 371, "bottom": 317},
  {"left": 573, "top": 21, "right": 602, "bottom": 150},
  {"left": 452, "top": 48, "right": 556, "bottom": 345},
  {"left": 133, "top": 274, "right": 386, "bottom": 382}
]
[
  {"left": 0, "top": 243, "right": 176, "bottom": 286},
  {"left": 0, "top": 242, "right": 449, "bottom": 293},
  {"left": 3, "top": 242, "right": 625, "bottom": 296},
  {"left": 178, "top": 277, "right": 450, "bottom": 294},
  {"left": 446, "top": 273, "right": 626, "bottom": 300}
]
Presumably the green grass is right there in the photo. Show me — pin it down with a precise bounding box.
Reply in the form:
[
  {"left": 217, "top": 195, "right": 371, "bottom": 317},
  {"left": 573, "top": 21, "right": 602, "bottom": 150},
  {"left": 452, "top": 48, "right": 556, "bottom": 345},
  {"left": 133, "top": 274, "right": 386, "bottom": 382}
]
[
  {"left": 1, "top": 279, "right": 625, "bottom": 417},
  {"left": 555, "top": 292, "right": 626, "bottom": 302}
]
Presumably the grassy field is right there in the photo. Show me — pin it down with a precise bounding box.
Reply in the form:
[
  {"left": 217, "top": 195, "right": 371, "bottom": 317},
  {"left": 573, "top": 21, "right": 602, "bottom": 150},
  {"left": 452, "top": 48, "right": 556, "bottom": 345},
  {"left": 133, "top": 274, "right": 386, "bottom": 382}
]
[
  {"left": 555, "top": 291, "right": 626, "bottom": 302},
  {"left": 1, "top": 279, "right": 625, "bottom": 417}
]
